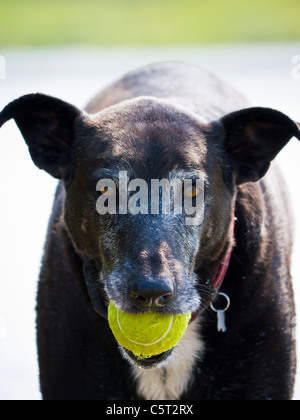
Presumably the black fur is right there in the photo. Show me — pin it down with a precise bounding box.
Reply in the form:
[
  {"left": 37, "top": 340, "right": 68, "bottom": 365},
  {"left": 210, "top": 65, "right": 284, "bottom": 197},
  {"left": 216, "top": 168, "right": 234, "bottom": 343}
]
[{"left": 1, "top": 62, "right": 299, "bottom": 400}]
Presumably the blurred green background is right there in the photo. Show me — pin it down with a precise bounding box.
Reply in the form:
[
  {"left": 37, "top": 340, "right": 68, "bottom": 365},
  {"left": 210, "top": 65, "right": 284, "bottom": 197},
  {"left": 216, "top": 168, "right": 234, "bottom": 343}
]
[{"left": 0, "top": 0, "right": 299, "bottom": 47}]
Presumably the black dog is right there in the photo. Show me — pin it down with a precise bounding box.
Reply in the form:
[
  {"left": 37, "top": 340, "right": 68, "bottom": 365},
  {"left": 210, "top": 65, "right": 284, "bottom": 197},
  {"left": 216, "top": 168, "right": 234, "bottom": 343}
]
[{"left": 1, "top": 62, "right": 299, "bottom": 400}]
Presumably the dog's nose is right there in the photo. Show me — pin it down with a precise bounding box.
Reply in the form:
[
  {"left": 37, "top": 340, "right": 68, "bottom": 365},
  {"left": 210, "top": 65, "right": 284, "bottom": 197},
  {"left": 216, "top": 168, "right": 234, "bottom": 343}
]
[{"left": 130, "top": 280, "right": 174, "bottom": 308}]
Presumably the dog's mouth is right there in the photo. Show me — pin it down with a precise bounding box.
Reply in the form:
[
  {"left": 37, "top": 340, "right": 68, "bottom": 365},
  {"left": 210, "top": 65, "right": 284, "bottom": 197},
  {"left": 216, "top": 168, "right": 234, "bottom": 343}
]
[
  {"left": 91, "top": 296, "right": 202, "bottom": 369},
  {"left": 123, "top": 348, "right": 173, "bottom": 369},
  {"left": 97, "top": 296, "right": 202, "bottom": 324},
  {"left": 84, "top": 271, "right": 201, "bottom": 369}
]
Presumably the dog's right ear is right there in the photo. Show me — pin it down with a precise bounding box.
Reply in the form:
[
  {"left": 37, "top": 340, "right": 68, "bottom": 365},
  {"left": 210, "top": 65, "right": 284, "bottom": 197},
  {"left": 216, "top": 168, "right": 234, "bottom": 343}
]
[{"left": 0, "top": 94, "right": 83, "bottom": 179}]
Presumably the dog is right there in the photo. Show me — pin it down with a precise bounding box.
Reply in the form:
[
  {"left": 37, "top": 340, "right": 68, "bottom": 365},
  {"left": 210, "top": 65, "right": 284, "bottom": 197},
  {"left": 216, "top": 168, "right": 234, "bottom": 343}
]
[{"left": 1, "top": 62, "right": 300, "bottom": 400}]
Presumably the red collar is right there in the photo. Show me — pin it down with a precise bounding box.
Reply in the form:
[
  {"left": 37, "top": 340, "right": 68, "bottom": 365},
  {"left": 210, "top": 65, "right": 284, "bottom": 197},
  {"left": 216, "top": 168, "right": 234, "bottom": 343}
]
[
  {"left": 190, "top": 216, "right": 235, "bottom": 324},
  {"left": 211, "top": 217, "right": 235, "bottom": 291}
]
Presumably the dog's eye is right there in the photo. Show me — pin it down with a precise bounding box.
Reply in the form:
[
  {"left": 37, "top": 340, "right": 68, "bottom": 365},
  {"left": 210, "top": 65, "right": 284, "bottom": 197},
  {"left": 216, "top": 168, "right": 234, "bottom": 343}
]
[
  {"left": 96, "top": 184, "right": 116, "bottom": 198},
  {"left": 184, "top": 185, "right": 200, "bottom": 199}
]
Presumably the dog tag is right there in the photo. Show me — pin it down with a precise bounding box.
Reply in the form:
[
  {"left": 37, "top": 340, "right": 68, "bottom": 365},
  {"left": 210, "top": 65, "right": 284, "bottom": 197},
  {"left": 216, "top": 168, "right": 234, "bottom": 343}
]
[
  {"left": 210, "top": 292, "right": 230, "bottom": 333},
  {"left": 216, "top": 310, "right": 227, "bottom": 333}
]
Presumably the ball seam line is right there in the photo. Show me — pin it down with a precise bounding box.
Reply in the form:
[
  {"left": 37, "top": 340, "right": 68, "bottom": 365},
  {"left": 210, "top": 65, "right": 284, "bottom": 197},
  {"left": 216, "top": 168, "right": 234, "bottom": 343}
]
[{"left": 116, "top": 309, "right": 174, "bottom": 347}]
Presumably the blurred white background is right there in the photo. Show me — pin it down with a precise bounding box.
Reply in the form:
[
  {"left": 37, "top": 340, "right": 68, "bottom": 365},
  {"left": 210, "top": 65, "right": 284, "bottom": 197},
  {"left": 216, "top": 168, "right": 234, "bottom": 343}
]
[{"left": 0, "top": 44, "right": 300, "bottom": 400}]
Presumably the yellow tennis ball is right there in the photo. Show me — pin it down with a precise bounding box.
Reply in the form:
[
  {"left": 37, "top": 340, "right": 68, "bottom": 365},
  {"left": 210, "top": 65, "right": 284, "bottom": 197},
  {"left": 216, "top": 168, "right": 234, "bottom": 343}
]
[{"left": 108, "top": 301, "right": 191, "bottom": 359}]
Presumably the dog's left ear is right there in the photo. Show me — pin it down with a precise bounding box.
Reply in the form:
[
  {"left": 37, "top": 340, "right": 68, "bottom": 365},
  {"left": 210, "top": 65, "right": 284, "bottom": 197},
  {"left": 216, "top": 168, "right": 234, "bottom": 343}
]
[
  {"left": 0, "top": 94, "right": 83, "bottom": 179},
  {"left": 220, "top": 107, "right": 300, "bottom": 184}
]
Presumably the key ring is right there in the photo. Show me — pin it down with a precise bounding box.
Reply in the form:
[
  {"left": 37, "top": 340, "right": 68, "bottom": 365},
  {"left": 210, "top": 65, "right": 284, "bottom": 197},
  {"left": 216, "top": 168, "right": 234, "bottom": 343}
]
[{"left": 210, "top": 292, "right": 231, "bottom": 313}]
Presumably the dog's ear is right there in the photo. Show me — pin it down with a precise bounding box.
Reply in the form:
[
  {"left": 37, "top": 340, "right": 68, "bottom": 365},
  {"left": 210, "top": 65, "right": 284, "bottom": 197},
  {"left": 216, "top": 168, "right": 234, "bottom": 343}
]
[
  {"left": 0, "top": 94, "right": 83, "bottom": 179},
  {"left": 220, "top": 107, "right": 300, "bottom": 184}
]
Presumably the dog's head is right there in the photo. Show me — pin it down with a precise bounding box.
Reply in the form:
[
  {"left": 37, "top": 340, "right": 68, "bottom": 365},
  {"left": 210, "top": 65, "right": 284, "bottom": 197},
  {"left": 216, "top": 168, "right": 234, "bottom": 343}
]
[{"left": 1, "top": 93, "right": 299, "bottom": 367}]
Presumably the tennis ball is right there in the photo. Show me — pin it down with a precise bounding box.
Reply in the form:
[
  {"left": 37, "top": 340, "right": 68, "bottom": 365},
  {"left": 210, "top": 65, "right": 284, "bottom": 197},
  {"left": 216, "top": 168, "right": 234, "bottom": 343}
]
[{"left": 108, "top": 301, "right": 191, "bottom": 359}]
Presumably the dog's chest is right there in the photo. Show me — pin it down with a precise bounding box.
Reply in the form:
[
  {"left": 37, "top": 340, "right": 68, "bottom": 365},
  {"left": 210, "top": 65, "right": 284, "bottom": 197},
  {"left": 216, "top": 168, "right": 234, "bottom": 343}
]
[{"left": 132, "top": 320, "right": 204, "bottom": 400}]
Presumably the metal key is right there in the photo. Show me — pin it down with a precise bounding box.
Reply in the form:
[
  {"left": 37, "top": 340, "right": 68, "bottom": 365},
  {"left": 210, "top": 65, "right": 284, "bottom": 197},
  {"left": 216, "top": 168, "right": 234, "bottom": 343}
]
[
  {"left": 216, "top": 310, "right": 227, "bottom": 333},
  {"left": 210, "top": 292, "right": 231, "bottom": 333}
]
